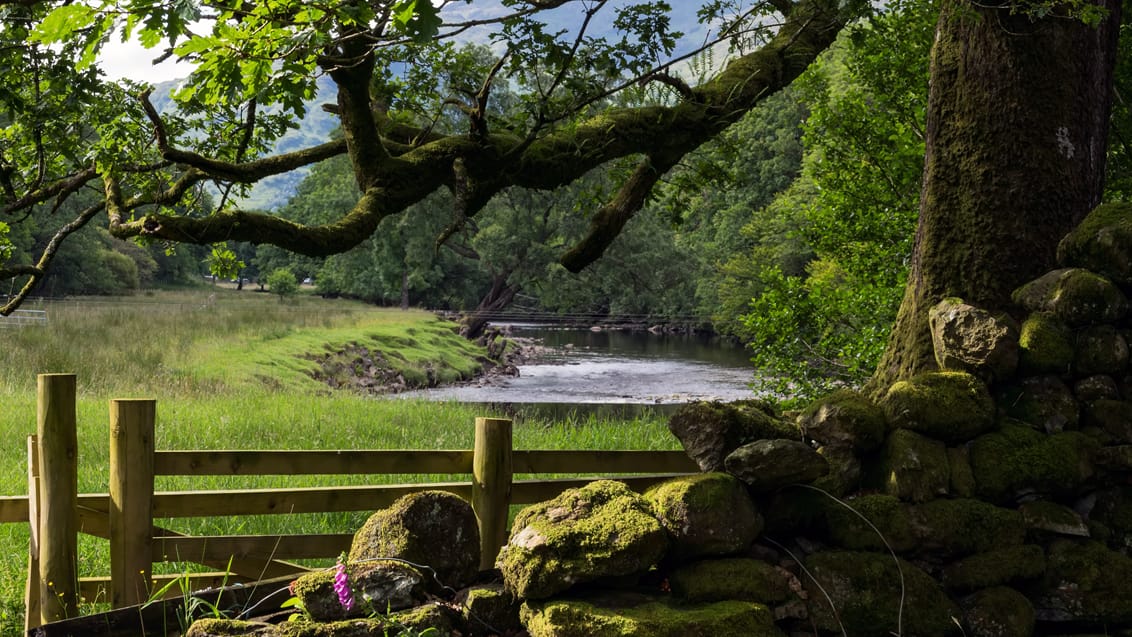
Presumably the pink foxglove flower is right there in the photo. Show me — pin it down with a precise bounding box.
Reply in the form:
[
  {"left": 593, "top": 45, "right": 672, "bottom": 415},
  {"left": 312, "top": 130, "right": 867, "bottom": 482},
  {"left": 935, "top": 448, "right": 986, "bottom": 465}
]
[{"left": 333, "top": 560, "right": 354, "bottom": 612}]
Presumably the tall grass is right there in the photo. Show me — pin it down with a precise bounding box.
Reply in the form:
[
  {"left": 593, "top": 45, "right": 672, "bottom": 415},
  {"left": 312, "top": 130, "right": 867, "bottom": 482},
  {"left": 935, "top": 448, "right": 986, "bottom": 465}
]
[{"left": 0, "top": 289, "right": 677, "bottom": 632}]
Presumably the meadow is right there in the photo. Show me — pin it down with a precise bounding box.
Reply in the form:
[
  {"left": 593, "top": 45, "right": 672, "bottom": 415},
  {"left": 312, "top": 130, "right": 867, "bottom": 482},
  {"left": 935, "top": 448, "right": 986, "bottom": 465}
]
[{"left": 0, "top": 288, "right": 678, "bottom": 632}]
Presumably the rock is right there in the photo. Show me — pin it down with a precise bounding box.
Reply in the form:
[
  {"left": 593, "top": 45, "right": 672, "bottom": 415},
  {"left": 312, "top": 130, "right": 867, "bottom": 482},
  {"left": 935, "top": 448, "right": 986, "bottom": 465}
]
[
  {"left": 959, "top": 586, "right": 1036, "bottom": 637},
  {"left": 1020, "top": 500, "right": 1090, "bottom": 537},
  {"left": 496, "top": 480, "right": 667, "bottom": 599},
  {"left": 349, "top": 490, "right": 480, "bottom": 590},
  {"left": 969, "top": 423, "right": 1098, "bottom": 504},
  {"left": 812, "top": 444, "right": 862, "bottom": 497},
  {"left": 724, "top": 439, "right": 828, "bottom": 490},
  {"left": 291, "top": 560, "right": 429, "bottom": 622},
  {"left": 878, "top": 429, "right": 950, "bottom": 503},
  {"left": 797, "top": 389, "right": 886, "bottom": 452},
  {"left": 387, "top": 602, "right": 464, "bottom": 636},
  {"left": 1018, "top": 312, "right": 1075, "bottom": 374},
  {"left": 1074, "top": 374, "right": 1121, "bottom": 403},
  {"left": 996, "top": 376, "right": 1080, "bottom": 433},
  {"left": 928, "top": 298, "right": 1019, "bottom": 382},
  {"left": 667, "top": 400, "right": 799, "bottom": 472},
  {"left": 1082, "top": 399, "right": 1132, "bottom": 443},
  {"left": 184, "top": 619, "right": 275, "bottom": 637},
  {"left": 948, "top": 446, "right": 977, "bottom": 498},
  {"left": 1095, "top": 445, "right": 1132, "bottom": 472},
  {"left": 879, "top": 371, "right": 996, "bottom": 443},
  {"left": 458, "top": 583, "right": 523, "bottom": 637},
  {"left": 1035, "top": 539, "right": 1132, "bottom": 624},
  {"left": 1012, "top": 268, "right": 1129, "bottom": 327},
  {"left": 665, "top": 557, "right": 791, "bottom": 604},
  {"left": 1074, "top": 324, "right": 1129, "bottom": 376},
  {"left": 803, "top": 551, "right": 961, "bottom": 637},
  {"left": 1057, "top": 202, "right": 1132, "bottom": 285},
  {"left": 941, "top": 544, "right": 1047, "bottom": 592},
  {"left": 642, "top": 473, "right": 762, "bottom": 562},
  {"left": 520, "top": 591, "right": 781, "bottom": 637}
]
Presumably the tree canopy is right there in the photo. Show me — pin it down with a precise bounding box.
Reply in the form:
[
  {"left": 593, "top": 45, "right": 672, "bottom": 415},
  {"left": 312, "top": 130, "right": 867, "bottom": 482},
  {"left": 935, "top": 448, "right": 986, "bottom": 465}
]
[{"left": 0, "top": 0, "right": 862, "bottom": 315}]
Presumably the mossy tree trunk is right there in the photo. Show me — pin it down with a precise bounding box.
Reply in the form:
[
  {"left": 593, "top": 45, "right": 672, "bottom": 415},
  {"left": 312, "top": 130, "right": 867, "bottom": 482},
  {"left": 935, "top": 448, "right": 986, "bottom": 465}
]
[{"left": 869, "top": 0, "right": 1122, "bottom": 393}]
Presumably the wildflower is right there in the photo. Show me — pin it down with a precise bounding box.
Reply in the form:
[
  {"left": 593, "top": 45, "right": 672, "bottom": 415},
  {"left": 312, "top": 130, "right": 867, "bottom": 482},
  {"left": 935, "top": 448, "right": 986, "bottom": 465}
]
[{"left": 333, "top": 560, "right": 354, "bottom": 612}]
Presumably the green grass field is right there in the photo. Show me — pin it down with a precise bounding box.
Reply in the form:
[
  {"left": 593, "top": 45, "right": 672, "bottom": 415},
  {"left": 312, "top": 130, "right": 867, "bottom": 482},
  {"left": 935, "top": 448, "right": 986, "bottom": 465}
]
[{"left": 0, "top": 288, "right": 678, "bottom": 632}]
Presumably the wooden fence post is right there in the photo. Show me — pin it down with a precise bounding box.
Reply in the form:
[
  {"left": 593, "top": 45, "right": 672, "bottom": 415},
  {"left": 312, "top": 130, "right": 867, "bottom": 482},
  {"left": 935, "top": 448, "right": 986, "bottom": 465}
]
[
  {"left": 25, "top": 435, "right": 41, "bottom": 631},
  {"left": 109, "top": 399, "right": 156, "bottom": 608},
  {"left": 36, "top": 373, "right": 79, "bottom": 623},
  {"left": 471, "top": 417, "right": 513, "bottom": 571}
]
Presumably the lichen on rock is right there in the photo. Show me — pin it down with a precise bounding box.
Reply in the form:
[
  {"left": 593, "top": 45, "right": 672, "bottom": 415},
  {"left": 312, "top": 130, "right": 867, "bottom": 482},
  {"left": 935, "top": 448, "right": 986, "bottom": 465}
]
[
  {"left": 1012, "top": 268, "right": 1129, "bottom": 327},
  {"left": 642, "top": 472, "right": 762, "bottom": 562},
  {"left": 879, "top": 371, "right": 996, "bottom": 443},
  {"left": 928, "top": 298, "right": 1019, "bottom": 382}
]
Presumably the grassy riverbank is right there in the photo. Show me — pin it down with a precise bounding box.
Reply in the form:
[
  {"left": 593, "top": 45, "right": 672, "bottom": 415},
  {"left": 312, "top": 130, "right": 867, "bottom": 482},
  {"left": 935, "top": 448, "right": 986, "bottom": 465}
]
[{"left": 0, "top": 289, "right": 679, "bottom": 631}]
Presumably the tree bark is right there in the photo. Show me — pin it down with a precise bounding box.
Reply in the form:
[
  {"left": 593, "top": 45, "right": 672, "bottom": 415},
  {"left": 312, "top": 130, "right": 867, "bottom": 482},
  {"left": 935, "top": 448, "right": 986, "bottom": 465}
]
[
  {"left": 462, "top": 274, "right": 521, "bottom": 340},
  {"left": 869, "top": 0, "right": 1122, "bottom": 392}
]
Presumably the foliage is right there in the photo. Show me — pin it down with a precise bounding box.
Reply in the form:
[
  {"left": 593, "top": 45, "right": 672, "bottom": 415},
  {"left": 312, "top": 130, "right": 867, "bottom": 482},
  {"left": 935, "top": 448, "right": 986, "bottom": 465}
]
[{"left": 266, "top": 268, "right": 300, "bottom": 301}]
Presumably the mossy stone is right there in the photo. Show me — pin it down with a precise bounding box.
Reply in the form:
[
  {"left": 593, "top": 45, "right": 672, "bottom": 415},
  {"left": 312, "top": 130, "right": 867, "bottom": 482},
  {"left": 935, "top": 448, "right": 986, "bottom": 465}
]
[
  {"left": 291, "top": 560, "right": 427, "bottom": 622},
  {"left": 1038, "top": 539, "right": 1132, "bottom": 623},
  {"left": 497, "top": 480, "right": 668, "bottom": 599},
  {"left": 879, "top": 371, "right": 995, "bottom": 443},
  {"left": 804, "top": 550, "right": 961, "bottom": 637},
  {"left": 387, "top": 602, "right": 463, "bottom": 635},
  {"left": 184, "top": 619, "right": 274, "bottom": 636},
  {"left": 667, "top": 400, "right": 799, "bottom": 472},
  {"left": 1018, "top": 312, "right": 1075, "bottom": 374},
  {"left": 798, "top": 389, "right": 885, "bottom": 452},
  {"left": 878, "top": 429, "right": 950, "bottom": 503},
  {"left": 1074, "top": 374, "right": 1121, "bottom": 402},
  {"left": 948, "top": 446, "right": 976, "bottom": 498},
  {"left": 666, "top": 557, "right": 791, "bottom": 603},
  {"left": 460, "top": 584, "right": 523, "bottom": 637},
  {"left": 1074, "top": 325, "right": 1129, "bottom": 376},
  {"left": 959, "top": 586, "right": 1035, "bottom": 637},
  {"left": 928, "top": 298, "right": 1019, "bottom": 382},
  {"left": 969, "top": 422, "right": 1098, "bottom": 504},
  {"left": 520, "top": 592, "right": 781, "bottom": 637},
  {"left": 1057, "top": 202, "right": 1132, "bottom": 285},
  {"left": 941, "top": 544, "right": 1046, "bottom": 592},
  {"left": 812, "top": 444, "right": 862, "bottom": 497},
  {"left": 1020, "top": 499, "right": 1090, "bottom": 538},
  {"left": 643, "top": 472, "right": 762, "bottom": 561},
  {"left": 996, "top": 376, "right": 1080, "bottom": 433},
  {"left": 724, "top": 438, "right": 828, "bottom": 490},
  {"left": 1012, "top": 268, "right": 1129, "bottom": 327},
  {"left": 1082, "top": 399, "right": 1132, "bottom": 443}
]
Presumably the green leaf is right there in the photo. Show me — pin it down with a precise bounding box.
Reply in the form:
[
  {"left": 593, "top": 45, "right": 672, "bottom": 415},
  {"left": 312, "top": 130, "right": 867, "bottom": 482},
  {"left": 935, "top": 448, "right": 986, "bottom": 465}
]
[{"left": 31, "top": 5, "right": 97, "bottom": 43}]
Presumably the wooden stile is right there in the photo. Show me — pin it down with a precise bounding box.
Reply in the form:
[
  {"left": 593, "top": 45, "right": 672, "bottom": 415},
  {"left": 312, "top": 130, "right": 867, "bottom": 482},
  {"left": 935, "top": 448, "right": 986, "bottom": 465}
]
[
  {"left": 109, "top": 399, "right": 157, "bottom": 608},
  {"left": 472, "top": 417, "right": 513, "bottom": 570},
  {"left": 36, "top": 373, "right": 79, "bottom": 624}
]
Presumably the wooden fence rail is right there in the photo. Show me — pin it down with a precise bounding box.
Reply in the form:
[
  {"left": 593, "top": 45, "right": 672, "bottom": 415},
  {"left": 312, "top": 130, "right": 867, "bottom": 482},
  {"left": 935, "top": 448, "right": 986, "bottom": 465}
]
[{"left": 3, "top": 374, "right": 696, "bottom": 631}]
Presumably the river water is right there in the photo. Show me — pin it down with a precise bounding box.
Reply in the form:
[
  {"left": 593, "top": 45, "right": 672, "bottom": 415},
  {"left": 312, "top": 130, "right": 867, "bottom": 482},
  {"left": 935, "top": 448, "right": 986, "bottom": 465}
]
[{"left": 401, "top": 324, "right": 759, "bottom": 406}]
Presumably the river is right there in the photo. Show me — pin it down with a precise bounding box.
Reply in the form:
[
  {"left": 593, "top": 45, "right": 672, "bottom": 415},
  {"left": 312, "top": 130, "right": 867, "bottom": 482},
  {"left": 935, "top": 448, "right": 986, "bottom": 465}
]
[{"left": 400, "top": 324, "right": 760, "bottom": 406}]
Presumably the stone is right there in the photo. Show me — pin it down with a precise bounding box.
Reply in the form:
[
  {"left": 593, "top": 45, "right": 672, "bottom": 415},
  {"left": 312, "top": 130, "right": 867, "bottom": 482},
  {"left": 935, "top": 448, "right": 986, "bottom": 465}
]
[
  {"left": 803, "top": 551, "right": 961, "bottom": 637},
  {"left": 878, "top": 429, "right": 950, "bottom": 503},
  {"left": 996, "top": 376, "right": 1079, "bottom": 433},
  {"left": 458, "top": 583, "right": 523, "bottom": 637},
  {"left": 1095, "top": 446, "right": 1132, "bottom": 472},
  {"left": 969, "top": 423, "right": 1098, "bottom": 504},
  {"left": 1082, "top": 399, "right": 1132, "bottom": 443},
  {"left": 184, "top": 619, "right": 275, "bottom": 637},
  {"left": 942, "top": 544, "right": 1046, "bottom": 592},
  {"left": 1020, "top": 500, "right": 1090, "bottom": 537},
  {"left": 520, "top": 591, "right": 781, "bottom": 637},
  {"left": 496, "top": 480, "right": 667, "bottom": 599},
  {"left": 1012, "top": 268, "right": 1129, "bottom": 327},
  {"left": 642, "top": 472, "right": 762, "bottom": 562},
  {"left": 1074, "top": 325, "right": 1129, "bottom": 376},
  {"left": 879, "top": 371, "right": 996, "bottom": 443},
  {"left": 959, "top": 586, "right": 1036, "bottom": 637},
  {"left": 1018, "top": 312, "right": 1075, "bottom": 375},
  {"left": 1057, "top": 202, "right": 1132, "bottom": 285},
  {"left": 1035, "top": 539, "right": 1132, "bottom": 624},
  {"left": 387, "top": 602, "right": 463, "bottom": 635},
  {"left": 724, "top": 439, "right": 828, "bottom": 490},
  {"left": 665, "top": 557, "right": 791, "bottom": 604},
  {"left": 666, "top": 400, "right": 799, "bottom": 472},
  {"left": 929, "top": 298, "right": 1019, "bottom": 382},
  {"left": 797, "top": 389, "right": 885, "bottom": 452},
  {"left": 291, "top": 560, "right": 429, "bottom": 622},
  {"left": 348, "top": 490, "right": 480, "bottom": 590},
  {"left": 948, "top": 446, "right": 977, "bottom": 498},
  {"left": 811, "top": 444, "right": 862, "bottom": 497},
  {"left": 1074, "top": 374, "right": 1121, "bottom": 403}
]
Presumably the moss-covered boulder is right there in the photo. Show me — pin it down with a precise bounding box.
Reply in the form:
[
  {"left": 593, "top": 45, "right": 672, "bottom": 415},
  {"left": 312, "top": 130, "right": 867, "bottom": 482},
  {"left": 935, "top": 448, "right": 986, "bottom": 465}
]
[
  {"left": 812, "top": 444, "right": 862, "bottom": 497},
  {"left": 186, "top": 614, "right": 449, "bottom": 636},
  {"left": 879, "top": 372, "right": 995, "bottom": 443},
  {"left": 797, "top": 389, "right": 886, "bottom": 452},
  {"left": 824, "top": 495, "right": 1024, "bottom": 559},
  {"left": 520, "top": 591, "right": 782, "bottom": 637},
  {"left": 666, "top": 400, "right": 799, "bottom": 472},
  {"left": 959, "top": 586, "right": 1035, "bottom": 637},
  {"left": 997, "top": 377, "right": 1080, "bottom": 433},
  {"left": 969, "top": 422, "right": 1098, "bottom": 504},
  {"left": 724, "top": 439, "right": 828, "bottom": 491},
  {"left": 1082, "top": 399, "right": 1132, "bottom": 443},
  {"left": 948, "top": 446, "right": 977, "bottom": 498},
  {"left": 665, "top": 557, "right": 791, "bottom": 604},
  {"left": 877, "top": 429, "right": 950, "bottom": 503},
  {"left": 803, "top": 551, "right": 961, "bottom": 637},
  {"left": 458, "top": 583, "right": 523, "bottom": 637},
  {"left": 1012, "top": 268, "right": 1129, "bottom": 327},
  {"left": 1020, "top": 499, "right": 1090, "bottom": 538},
  {"left": 941, "top": 544, "right": 1046, "bottom": 592},
  {"left": 1074, "top": 374, "right": 1122, "bottom": 403},
  {"left": 291, "top": 560, "right": 429, "bottom": 622},
  {"left": 1057, "top": 202, "right": 1132, "bottom": 285},
  {"left": 497, "top": 480, "right": 667, "bottom": 599},
  {"left": 928, "top": 298, "right": 1019, "bottom": 382},
  {"left": 184, "top": 619, "right": 275, "bottom": 637},
  {"left": 1018, "top": 312, "right": 1075, "bottom": 375},
  {"left": 1035, "top": 539, "right": 1132, "bottom": 624},
  {"left": 1074, "top": 325, "right": 1130, "bottom": 376},
  {"left": 348, "top": 490, "right": 479, "bottom": 590},
  {"left": 643, "top": 473, "right": 762, "bottom": 562}
]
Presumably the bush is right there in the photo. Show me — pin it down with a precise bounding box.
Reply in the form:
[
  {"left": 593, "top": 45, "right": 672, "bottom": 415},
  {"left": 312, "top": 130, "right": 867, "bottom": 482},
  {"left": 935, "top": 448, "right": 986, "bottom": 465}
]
[{"left": 266, "top": 268, "right": 299, "bottom": 301}]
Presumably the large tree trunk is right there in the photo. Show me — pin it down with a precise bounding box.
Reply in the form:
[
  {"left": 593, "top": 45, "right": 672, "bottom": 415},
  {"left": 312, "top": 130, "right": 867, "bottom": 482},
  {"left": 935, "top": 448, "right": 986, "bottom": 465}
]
[
  {"left": 869, "top": 0, "right": 1122, "bottom": 392},
  {"left": 461, "top": 274, "right": 521, "bottom": 341}
]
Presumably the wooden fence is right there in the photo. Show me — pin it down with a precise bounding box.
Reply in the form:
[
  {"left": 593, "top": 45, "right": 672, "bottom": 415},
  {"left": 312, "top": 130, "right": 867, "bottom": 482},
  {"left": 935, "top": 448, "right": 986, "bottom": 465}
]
[
  {"left": 2, "top": 374, "right": 696, "bottom": 631},
  {"left": 0, "top": 309, "right": 47, "bottom": 328}
]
